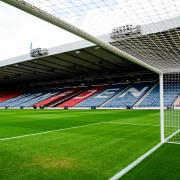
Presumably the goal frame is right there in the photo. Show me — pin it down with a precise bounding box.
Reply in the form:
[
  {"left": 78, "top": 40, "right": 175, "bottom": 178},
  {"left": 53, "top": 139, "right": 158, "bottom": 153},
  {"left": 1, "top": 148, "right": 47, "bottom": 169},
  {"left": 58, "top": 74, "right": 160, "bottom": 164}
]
[
  {"left": 2, "top": 0, "right": 174, "bottom": 144},
  {"left": 160, "top": 73, "right": 165, "bottom": 143},
  {"left": 2, "top": 0, "right": 180, "bottom": 178},
  {"left": 1, "top": 0, "right": 166, "bottom": 142}
]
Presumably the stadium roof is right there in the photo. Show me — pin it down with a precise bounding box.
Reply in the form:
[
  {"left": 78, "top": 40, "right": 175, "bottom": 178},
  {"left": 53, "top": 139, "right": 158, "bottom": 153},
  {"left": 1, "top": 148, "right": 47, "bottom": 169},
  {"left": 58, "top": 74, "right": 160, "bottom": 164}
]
[
  {"left": 0, "top": 34, "right": 147, "bottom": 85},
  {"left": 0, "top": 15, "right": 180, "bottom": 85},
  {"left": 2, "top": 0, "right": 180, "bottom": 75}
]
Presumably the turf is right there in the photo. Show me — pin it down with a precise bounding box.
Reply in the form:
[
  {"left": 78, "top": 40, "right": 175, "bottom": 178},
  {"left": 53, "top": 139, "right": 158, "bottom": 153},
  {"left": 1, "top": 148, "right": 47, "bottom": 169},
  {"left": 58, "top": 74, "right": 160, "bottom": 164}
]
[
  {"left": 122, "top": 143, "right": 180, "bottom": 180},
  {"left": 0, "top": 109, "right": 160, "bottom": 179}
]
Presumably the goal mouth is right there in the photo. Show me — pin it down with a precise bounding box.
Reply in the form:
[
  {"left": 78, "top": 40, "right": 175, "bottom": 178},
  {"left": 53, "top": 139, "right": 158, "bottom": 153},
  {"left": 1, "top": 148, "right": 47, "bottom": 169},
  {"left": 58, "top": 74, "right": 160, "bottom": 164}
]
[
  {"left": 1, "top": 0, "right": 180, "bottom": 179},
  {"left": 164, "top": 74, "right": 180, "bottom": 144},
  {"left": 2, "top": 0, "right": 180, "bottom": 146}
]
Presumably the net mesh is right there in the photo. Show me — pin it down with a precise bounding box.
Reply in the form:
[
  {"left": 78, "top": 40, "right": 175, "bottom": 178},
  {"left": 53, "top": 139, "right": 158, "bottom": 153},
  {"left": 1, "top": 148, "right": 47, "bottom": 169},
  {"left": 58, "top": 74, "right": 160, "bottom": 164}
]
[
  {"left": 2, "top": 0, "right": 180, "bottom": 143},
  {"left": 23, "top": 0, "right": 180, "bottom": 35},
  {"left": 164, "top": 73, "right": 180, "bottom": 143},
  {"left": 13, "top": 0, "right": 180, "bottom": 73}
]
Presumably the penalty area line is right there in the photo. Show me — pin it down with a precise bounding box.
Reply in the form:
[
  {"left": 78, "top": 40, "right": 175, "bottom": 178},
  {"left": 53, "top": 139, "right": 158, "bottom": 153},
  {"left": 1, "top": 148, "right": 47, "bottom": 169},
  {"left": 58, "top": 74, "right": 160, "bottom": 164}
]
[
  {"left": 0, "top": 121, "right": 160, "bottom": 142},
  {"left": 0, "top": 122, "right": 107, "bottom": 141}
]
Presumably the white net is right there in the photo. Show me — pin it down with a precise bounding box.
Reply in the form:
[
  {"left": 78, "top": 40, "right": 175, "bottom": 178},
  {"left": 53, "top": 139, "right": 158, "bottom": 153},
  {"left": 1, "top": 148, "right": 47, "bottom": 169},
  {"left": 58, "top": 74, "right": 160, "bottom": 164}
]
[
  {"left": 164, "top": 73, "right": 180, "bottom": 143},
  {"left": 19, "top": 0, "right": 180, "bottom": 35},
  {"left": 2, "top": 0, "right": 180, "bottom": 144},
  {"left": 4, "top": 0, "right": 180, "bottom": 73},
  {"left": 2, "top": 0, "right": 180, "bottom": 73}
]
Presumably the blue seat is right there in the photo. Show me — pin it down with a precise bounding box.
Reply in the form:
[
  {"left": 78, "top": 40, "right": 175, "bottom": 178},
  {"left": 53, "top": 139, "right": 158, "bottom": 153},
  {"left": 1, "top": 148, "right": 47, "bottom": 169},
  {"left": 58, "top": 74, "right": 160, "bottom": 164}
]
[
  {"left": 103, "top": 82, "right": 153, "bottom": 108},
  {"left": 76, "top": 84, "right": 127, "bottom": 107},
  {"left": 139, "top": 85, "right": 160, "bottom": 107}
]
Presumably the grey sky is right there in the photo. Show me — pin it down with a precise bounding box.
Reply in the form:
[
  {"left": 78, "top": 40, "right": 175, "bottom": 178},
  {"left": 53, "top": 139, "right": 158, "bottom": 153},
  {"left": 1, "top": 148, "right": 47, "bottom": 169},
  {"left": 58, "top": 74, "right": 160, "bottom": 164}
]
[{"left": 0, "top": 1, "right": 81, "bottom": 61}]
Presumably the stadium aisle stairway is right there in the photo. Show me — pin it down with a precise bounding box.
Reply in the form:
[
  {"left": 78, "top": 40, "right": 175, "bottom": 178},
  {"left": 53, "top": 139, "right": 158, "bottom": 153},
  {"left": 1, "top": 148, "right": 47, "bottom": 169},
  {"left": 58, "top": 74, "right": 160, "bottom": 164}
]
[
  {"left": 59, "top": 86, "right": 104, "bottom": 107},
  {"left": 0, "top": 91, "right": 22, "bottom": 102},
  {"left": 20, "top": 91, "right": 58, "bottom": 107},
  {"left": 103, "top": 82, "right": 153, "bottom": 108},
  {"left": 34, "top": 89, "right": 65, "bottom": 107},
  {"left": 42, "top": 87, "right": 85, "bottom": 107},
  {"left": 76, "top": 84, "right": 126, "bottom": 107},
  {"left": 54, "top": 88, "right": 87, "bottom": 107},
  {"left": 0, "top": 94, "right": 31, "bottom": 107},
  {"left": 138, "top": 84, "right": 160, "bottom": 107},
  {"left": 7, "top": 92, "right": 44, "bottom": 107}
]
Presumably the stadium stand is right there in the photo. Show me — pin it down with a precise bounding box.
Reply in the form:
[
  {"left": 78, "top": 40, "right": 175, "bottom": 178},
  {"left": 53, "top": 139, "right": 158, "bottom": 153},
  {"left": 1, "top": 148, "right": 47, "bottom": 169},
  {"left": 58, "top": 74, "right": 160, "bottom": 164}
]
[
  {"left": 3, "top": 81, "right": 178, "bottom": 109},
  {"left": 0, "top": 91, "right": 8, "bottom": 98},
  {"left": 76, "top": 84, "right": 126, "bottom": 107},
  {"left": 164, "top": 82, "right": 180, "bottom": 107},
  {"left": 138, "top": 84, "right": 160, "bottom": 107},
  {"left": 19, "top": 91, "right": 58, "bottom": 107},
  {"left": 0, "top": 91, "right": 22, "bottom": 103},
  {"left": 6, "top": 92, "right": 44, "bottom": 107},
  {"left": 59, "top": 86, "right": 104, "bottom": 107},
  {"left": 0, "top": 94, "right": 30, "bottom": 107},
  {"left": 50, "top": 87, "right": 86, "bottom": 107},
  {"left": 103, "top": 82, "right": 154, "bottom": 108},
  {"left": 34, "top": 89, "right": 65, "bottom": 107}
]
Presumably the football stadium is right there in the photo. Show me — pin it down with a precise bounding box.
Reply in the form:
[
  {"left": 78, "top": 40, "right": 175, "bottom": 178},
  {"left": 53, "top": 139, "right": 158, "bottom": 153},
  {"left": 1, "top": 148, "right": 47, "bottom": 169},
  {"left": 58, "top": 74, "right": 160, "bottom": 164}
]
[{"left": 0, "top": 0, "right": 180, "bottom": 179}]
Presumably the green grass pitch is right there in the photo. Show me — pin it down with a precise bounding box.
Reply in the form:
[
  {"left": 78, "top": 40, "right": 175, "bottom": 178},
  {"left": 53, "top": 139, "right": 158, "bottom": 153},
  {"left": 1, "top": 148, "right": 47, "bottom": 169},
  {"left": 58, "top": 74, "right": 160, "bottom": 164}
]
[{"left": 0, "top": 109, "right": 178, "bottom": 179}]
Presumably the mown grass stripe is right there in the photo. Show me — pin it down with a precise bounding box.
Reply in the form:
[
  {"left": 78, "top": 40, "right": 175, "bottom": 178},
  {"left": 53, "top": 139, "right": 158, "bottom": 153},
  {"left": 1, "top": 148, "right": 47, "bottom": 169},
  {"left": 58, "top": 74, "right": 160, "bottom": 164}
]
[
  {"left": 0, "top": 121, "right": 158, "bottom": 141},
  {"left": 0, "top": 122, "right": 107, "bottom": 141}
]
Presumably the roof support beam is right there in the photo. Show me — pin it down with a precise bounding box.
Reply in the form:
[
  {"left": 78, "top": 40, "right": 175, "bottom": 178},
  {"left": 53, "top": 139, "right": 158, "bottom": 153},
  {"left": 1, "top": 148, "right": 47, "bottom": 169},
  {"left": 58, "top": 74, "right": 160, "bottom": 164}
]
[{"left": 2, "top": 0, "right": 161, "bottom": 74}]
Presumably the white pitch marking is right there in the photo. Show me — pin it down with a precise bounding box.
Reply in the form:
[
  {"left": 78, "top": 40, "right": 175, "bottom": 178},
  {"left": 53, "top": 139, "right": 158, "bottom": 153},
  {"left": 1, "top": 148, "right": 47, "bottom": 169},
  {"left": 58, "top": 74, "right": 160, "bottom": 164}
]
[
  {"left": 167, "top": 141, "right": 180, "bottom": 145},
  {"left": 105, "top": 121, "right": 160, "bottom": 127},
  {"left": 109, "top": 128, "right": 180, "bottom": 179},
  {"left": 109, "top": 142, "right": 163, "bottom": 180},
  {"left": 0, "top": 122, "right": 107, "bottom": 141},
  {"left": 0, "top": 121, "right": 160, "bottom": 142}
]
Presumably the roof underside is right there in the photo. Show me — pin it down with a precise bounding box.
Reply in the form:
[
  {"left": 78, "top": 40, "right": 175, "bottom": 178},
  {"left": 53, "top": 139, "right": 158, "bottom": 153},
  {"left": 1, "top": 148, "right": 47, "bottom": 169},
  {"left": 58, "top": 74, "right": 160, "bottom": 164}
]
[
  {"left": 3, "top": 0, "right": 179, "bottom": 74},
  {"left": 1, "top": 0, "right": 180, "bottom": 85},
  {"left": 19, "top": 0, "right": 179, "bottom": 74},
  {"left": 0, "top": 46, "right": 147, "bottom": 85},
  {"left": 112, "top": 27, "right": 180, "bottom": 74},
  {"left": 1, "top": 21, "right": 180, "bottom": 85}
]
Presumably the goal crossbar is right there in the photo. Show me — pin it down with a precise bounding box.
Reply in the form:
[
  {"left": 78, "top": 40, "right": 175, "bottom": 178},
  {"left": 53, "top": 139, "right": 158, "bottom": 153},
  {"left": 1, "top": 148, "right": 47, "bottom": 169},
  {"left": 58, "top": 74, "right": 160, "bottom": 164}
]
[{"left": 1, "top": 0, "right": 161, "bottom": 74}]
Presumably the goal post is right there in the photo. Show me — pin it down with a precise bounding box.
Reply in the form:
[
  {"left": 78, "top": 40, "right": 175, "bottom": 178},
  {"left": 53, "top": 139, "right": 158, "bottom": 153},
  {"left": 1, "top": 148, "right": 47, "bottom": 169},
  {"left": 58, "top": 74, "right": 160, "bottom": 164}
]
[
  {"left": 2, "top": 0, "right": 180, "bottom": 145},
  {"left": 2, "top": 0, "right": 180, "bottom": 178},
  {"left": 163, "top": 73, "right": 180, "bottom": 144},
  {"left": 160, "top": 73, "right": 165, "bottom": 143},
  {"left": 160, "top": 73, "right": 180, "bottom": 144},
  {"left": 0, "top": 0, "right": 160, "bottom": 75}
]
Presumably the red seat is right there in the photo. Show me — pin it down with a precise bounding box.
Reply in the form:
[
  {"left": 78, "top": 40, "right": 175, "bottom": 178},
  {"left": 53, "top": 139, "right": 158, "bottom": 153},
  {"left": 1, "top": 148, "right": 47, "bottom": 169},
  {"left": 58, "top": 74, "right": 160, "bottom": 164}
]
[
  {"left": 0, "top": 91, "right": 22, "bottom": 102},
  {"left": 34, "top": 88, "right": 80, "bottom": 107},
  {"left": 58, "top": 86, "right": 104, "bottom": 107}
]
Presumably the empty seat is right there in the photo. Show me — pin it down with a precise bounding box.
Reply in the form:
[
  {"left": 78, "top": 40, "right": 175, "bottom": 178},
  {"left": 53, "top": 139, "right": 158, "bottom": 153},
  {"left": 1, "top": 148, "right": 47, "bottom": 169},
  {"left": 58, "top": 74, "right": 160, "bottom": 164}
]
[
  {"left": 103, "top": 82, "right": 153, "bottom": 108},
  {"left": 76, "top": 84, "right": 126, "bottom": 107}
]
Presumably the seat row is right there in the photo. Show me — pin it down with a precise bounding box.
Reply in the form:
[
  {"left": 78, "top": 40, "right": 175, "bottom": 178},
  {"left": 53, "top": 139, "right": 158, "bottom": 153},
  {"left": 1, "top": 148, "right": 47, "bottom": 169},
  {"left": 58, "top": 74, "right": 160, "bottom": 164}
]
[{"left": 0, "top": 81, "right": 179, "bottom": 108}]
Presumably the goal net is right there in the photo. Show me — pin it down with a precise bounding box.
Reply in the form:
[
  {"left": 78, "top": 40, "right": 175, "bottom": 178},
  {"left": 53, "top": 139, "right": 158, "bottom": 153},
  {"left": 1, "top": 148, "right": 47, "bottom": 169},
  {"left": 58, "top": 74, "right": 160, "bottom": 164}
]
[
  {"left": 2, "top": 0, "right": 180, "bottom": 74},
  {"left": 164, "top": 73, "right": 180, "bottom": 144},
  {"left": 2, "top": 0, "right": 180, "bottom": 144}
]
